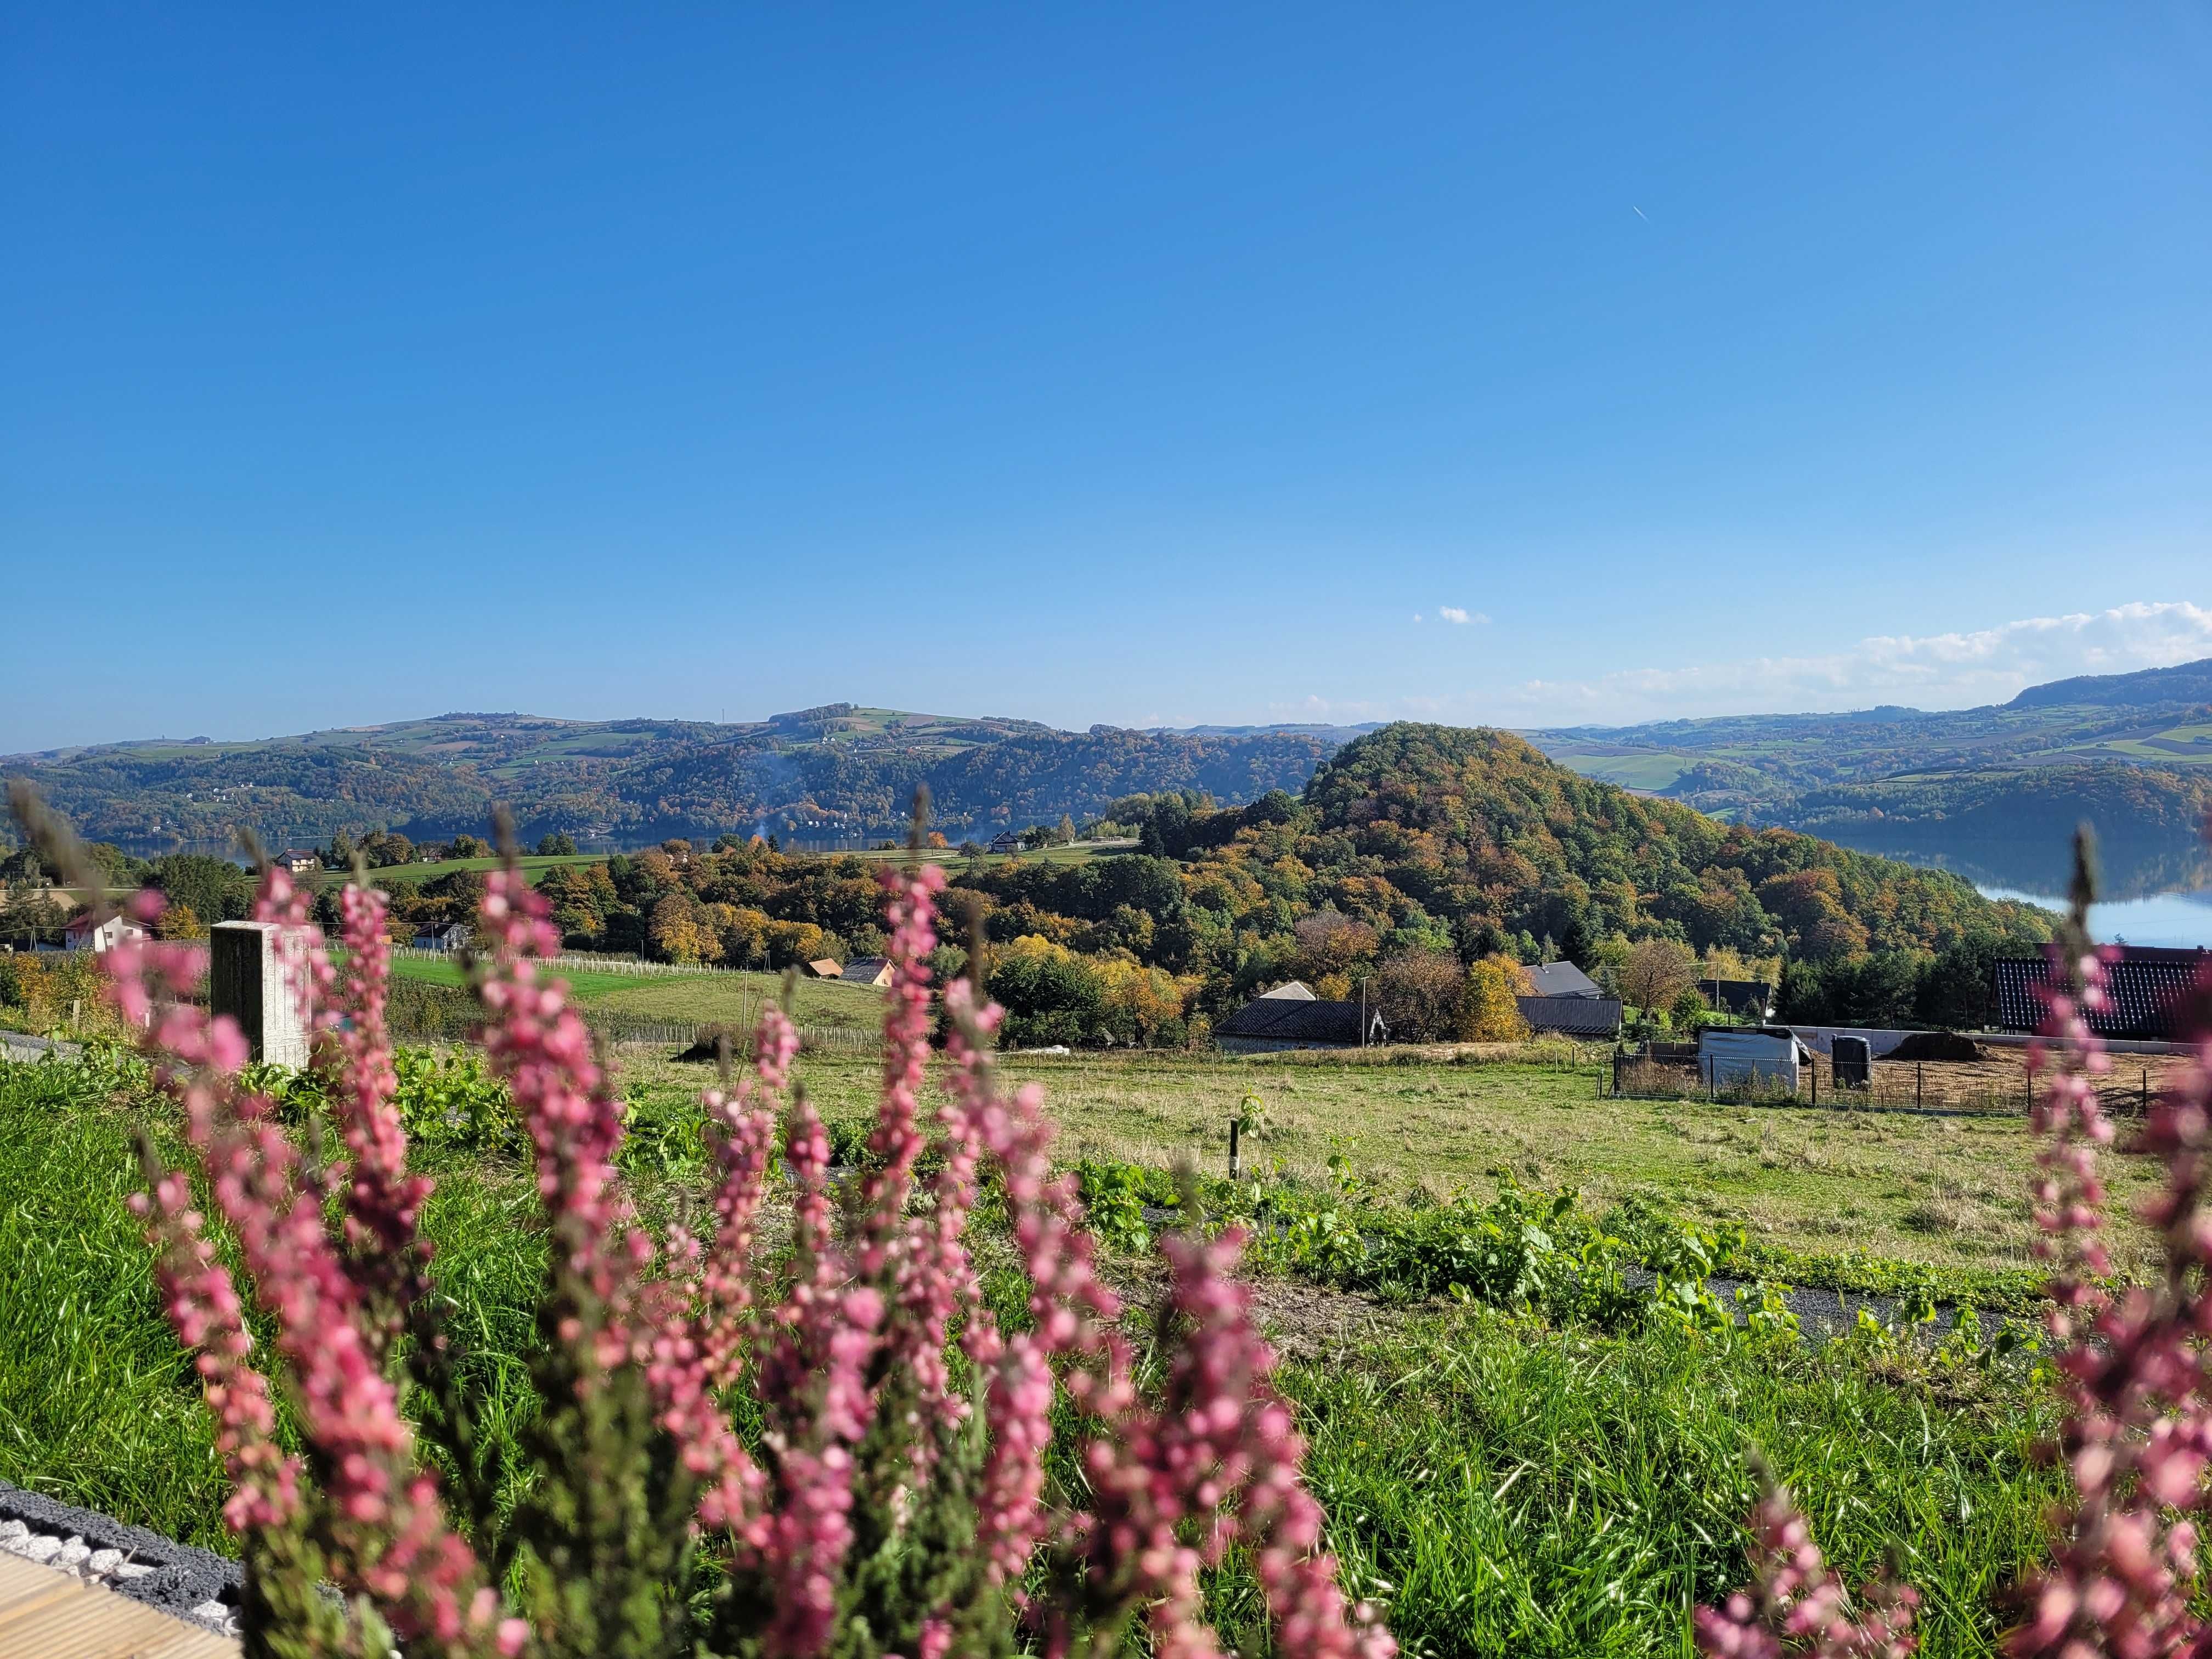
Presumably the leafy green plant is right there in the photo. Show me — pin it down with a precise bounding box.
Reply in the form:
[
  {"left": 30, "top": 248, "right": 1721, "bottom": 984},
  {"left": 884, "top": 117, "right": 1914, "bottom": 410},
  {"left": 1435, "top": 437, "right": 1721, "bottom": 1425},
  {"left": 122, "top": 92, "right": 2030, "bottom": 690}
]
[{"left": 392, "top": 1046, "right": 513, "bottom": 1150}]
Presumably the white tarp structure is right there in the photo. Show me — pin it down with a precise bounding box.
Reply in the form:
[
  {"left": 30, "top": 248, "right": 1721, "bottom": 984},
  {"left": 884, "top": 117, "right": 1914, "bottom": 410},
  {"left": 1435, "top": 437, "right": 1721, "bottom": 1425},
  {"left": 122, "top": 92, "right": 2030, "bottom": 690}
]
[{"left": 1697, "top": 1028, "right": 1813, "bottom": 1092}]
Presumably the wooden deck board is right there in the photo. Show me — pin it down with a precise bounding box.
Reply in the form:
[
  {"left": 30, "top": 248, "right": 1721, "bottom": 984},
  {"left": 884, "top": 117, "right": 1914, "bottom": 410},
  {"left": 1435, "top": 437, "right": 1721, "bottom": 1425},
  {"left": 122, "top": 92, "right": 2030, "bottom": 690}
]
[{"left": 0, "top": 1552, "right": 236, "bottom": 1659}]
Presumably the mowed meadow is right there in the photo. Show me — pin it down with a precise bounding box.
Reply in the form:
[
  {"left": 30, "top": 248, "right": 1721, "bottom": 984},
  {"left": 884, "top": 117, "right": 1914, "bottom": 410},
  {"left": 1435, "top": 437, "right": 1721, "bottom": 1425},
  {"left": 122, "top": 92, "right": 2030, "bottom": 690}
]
[{"left": 0, "top": 1018, "right": 2121, "bottom": 1656}]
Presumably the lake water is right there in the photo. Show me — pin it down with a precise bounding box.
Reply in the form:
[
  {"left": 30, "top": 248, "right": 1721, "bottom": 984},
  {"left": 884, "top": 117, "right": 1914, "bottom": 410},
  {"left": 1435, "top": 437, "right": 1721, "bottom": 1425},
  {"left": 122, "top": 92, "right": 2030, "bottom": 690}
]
[{"left": 1974, "top": 884, "right": 2212, "bottom": 950}]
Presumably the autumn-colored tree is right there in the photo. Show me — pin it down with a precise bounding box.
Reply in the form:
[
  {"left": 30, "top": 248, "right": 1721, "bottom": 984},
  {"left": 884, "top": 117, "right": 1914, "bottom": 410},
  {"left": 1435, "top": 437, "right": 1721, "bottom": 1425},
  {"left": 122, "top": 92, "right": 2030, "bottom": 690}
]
[
  {"left": 156, "top": 901, "right": 207, "bottom": 940},
  {"left": 1458, "top": 955, "right": 1531, "bottom": 1041},
  {"left": 648, "top": 893, "right": 720, "bottom": 964},
  {"left": 1620, "top": 937, "right": 1698, "bottom": 1015},
  {"left": 1292, "top": 909, "right": 1379, "bottom": 984},
  {"left": 1374, "top": 948, "right": 1467, "bottom": 1042}
]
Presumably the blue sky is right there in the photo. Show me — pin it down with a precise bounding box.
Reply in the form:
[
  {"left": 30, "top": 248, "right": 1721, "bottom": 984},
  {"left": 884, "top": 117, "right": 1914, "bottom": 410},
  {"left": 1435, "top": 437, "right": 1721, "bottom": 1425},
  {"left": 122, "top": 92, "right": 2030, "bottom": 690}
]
[{"left": 4, "top": 3, "right": 2208, "bottom": 752}]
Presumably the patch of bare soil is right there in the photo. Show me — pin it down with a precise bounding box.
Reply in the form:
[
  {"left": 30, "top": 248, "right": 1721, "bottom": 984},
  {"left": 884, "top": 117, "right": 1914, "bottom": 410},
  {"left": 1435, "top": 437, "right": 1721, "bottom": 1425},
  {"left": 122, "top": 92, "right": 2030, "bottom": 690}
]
[{"left": 1095, "top": 1252, "right": 1421, "bottom": 1363}]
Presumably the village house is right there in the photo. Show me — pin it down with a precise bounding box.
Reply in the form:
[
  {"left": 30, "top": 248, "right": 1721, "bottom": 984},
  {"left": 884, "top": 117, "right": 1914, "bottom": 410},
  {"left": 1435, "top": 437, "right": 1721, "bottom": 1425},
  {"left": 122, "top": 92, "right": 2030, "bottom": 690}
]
[
  {"left": 1215, "top": 980, "right": 1388, "bottom": 1054},
  {"left": 411, "top": 922, "right": 473, "bottom": 952},
  {"left": 64, "top": 912, "right": 149, "bottom": 953},
  {"left": 802, "top": 958, "right": 844, "bottom": 979},
  {"left": 275, "top": 849, "right": 322, "bottom": 874},
  {"left": 1515, "top": 959, "right": 1623, "bottom": 1037},
  {"left": 840, "top": 957, "right": 895, "bottom": 989}
]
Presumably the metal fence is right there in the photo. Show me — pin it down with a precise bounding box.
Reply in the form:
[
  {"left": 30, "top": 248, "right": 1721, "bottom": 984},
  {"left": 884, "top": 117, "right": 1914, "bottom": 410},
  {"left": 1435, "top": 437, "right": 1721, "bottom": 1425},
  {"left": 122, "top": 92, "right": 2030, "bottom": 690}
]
[{"left": 1610, "top": 1051, "right": 2170, "bottom": 1117}]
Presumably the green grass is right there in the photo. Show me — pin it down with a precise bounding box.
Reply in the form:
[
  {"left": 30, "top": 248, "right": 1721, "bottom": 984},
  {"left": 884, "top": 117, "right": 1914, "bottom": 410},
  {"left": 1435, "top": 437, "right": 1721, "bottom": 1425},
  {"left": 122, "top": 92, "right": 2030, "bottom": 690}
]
[
  {"left": 386, "top": 955, "right": 885, "bottom": 1030},
  {"left": 0, "top": 1051, "right": 2069, "bottom": 1655},
  {"left": 688, "top": 1048, "right": 2163, "bottom": 1283},
  {"left": 1543, "top": 751, "right": 1697, "bottom": 792}
]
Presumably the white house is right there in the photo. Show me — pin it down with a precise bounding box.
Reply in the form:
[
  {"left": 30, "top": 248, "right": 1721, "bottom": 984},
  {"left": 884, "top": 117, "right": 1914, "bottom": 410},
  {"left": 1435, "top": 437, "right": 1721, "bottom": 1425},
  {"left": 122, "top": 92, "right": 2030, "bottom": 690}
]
[{"left": 64, "top": 913, "right": 149, "bottom": 953}]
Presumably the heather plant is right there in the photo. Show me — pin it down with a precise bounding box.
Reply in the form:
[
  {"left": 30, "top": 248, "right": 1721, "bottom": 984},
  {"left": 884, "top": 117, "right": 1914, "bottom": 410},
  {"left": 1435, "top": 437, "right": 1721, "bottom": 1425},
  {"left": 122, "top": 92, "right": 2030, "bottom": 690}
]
[
  {"left": 1698, "top": 832, "right": 2212, "bottom": 1658},
  {"left": 11, "top": 781, "right": 1392, "bottom": 1659}
]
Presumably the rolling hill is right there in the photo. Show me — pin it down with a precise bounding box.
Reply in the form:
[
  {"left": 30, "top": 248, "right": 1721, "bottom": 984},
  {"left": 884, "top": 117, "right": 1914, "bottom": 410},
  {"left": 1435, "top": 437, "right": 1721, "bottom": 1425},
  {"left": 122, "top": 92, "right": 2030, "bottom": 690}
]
[
  {"left": 8, "top": 658, "right": 2210, "bottom": 880},
  {"left": 0, "top": 706, "right": 1330, "bottom": 850}
]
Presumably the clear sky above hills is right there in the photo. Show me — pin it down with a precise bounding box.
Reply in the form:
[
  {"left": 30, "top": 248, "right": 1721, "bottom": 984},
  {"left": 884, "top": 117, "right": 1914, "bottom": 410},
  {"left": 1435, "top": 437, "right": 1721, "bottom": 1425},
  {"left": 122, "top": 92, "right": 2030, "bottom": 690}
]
[{"left": 4, "top": 4, "right": 2207, "bottom": 752}]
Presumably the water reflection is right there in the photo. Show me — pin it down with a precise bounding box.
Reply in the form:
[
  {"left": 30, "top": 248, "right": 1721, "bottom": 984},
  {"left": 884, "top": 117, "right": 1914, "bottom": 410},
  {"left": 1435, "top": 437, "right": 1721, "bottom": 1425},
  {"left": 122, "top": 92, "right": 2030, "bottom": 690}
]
[{"left": 1819, "top": 828, "right": 2212, "bottom": 948}]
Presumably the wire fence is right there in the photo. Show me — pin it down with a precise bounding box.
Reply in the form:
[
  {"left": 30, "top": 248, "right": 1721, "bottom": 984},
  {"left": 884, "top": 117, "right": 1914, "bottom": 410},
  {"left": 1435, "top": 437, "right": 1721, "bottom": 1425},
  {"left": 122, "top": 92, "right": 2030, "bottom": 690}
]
[{"left": 1609, "top": 1051, "right": 2175, "bottom": 1117}]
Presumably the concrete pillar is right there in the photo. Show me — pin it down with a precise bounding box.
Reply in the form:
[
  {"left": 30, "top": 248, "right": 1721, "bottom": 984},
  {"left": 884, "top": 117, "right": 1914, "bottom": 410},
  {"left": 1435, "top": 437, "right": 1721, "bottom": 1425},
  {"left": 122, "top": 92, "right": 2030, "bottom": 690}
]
[{"left": 209, "top": 921, "right": 314, "bottom": 1068}]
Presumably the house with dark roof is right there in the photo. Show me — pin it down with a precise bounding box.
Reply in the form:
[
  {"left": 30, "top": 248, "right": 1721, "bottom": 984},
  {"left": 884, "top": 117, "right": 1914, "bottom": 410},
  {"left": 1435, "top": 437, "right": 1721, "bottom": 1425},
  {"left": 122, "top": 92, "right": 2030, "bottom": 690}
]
[
  {"left": 1523, "top": 961, "right": 1602, "bottom": 999},
  {"left": 841, "top": 957, "right": 895, "bottom": 989},
  {"left": 987, "top": 830, "right": 1024, "bottom": 855},
  {"left": 1516, "top": 995, "right": 1622, "bottom": 1038},
  {"left": 275, "top": 849, "right": 323, "bottom": 874},
  {"left": 1215, "top": 981, "right": 1387, "bottom": 1053},
  {"left": 411, "top": 922, "right": 473, "bottom": 952},
  {"left": 1994, "top": 946, "right": 2208, "bottom": 1041}
]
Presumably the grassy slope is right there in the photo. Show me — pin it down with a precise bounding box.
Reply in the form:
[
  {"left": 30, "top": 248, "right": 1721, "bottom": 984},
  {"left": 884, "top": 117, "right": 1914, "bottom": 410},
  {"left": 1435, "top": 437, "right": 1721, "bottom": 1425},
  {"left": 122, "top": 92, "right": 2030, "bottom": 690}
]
[
  {"left": 698, "top": 1049, "right": 2165, "bottom": 1281},
  {"left": 0, "top": 1054, "right": 2064, "bottom": 1656}
]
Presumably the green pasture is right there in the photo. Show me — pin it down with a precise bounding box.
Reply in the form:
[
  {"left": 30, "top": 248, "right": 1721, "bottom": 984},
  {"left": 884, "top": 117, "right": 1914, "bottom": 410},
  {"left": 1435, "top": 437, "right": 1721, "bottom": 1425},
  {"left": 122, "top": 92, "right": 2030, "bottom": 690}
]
[
  {"left": 1543, "top": 751, "right": 1695, "bottom": 792},
  {"left": 388, "top": 954, "right": 885, "bottom": 1030},
  {"left": 672, "top": 1046, "right": 2164, "bottom": 1283}
]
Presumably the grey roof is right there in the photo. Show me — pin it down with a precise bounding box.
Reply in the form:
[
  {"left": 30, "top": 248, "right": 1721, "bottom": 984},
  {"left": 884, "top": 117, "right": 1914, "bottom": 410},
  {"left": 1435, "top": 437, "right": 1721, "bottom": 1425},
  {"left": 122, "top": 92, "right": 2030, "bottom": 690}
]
[
  {"left": 1216, "top": 995, "right": 1382, "bottom": 1046},
  {"left": 1516, "top": 995, "right": 1622, "bottom": 1037},
  {"left": 842, "top": 957, "right": 894, "bottom": 984},
  {"left": 1524, "top": 961, "right": 1602, "bottom": 999}
]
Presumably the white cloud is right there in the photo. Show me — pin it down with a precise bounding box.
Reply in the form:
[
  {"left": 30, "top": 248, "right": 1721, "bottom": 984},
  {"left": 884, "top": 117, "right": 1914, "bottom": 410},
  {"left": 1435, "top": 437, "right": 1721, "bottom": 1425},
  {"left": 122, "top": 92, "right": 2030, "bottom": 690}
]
[
  {"left": 1412, "top": 612, "right": 1423, "bottom": 623},
  {"left": 1437, "top": 606, "right": 1487, "bottom": 625},
  {"left": 1504, "top": 601, "right": 2212, "bottom": 725}
]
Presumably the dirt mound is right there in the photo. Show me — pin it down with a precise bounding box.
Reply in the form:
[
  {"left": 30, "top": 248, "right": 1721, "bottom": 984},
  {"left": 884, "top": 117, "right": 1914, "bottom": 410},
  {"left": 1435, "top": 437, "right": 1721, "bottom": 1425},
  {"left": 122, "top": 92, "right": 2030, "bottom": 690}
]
[{"left": 1886, "top": 1030, "right": 1987, "bottom": 1063}]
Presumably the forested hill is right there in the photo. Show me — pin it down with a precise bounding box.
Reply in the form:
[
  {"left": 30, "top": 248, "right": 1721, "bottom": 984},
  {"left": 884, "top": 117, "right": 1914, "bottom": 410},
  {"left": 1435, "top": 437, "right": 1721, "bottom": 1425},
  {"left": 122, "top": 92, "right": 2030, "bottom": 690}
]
[
  {"left": 943, "top": 723, "right": 2053, "bottom": 1034},
  {"left": 0, "top": 707, "right": 1329, "bottom": 849},
  {"left": 1097, "top": 724, "right": 2051, "bottom": 994}
]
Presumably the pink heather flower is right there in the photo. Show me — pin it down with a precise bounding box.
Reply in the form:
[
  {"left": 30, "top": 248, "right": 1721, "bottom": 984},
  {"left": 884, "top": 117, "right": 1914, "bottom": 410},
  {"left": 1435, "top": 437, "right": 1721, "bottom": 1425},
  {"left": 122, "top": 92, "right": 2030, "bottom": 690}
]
[
  {"left": 1694, "top": 1483, "right": 1916, "bottom": 1658},
  {"left": 103, "top": 887, "right": 509, "bottom": 1655},
  {"left": 1069, "top": 1225, "right": 1394, "bottom": 1659},
  {"left": 128, "top": 1169, "right": 300, "bottom": 1533},
  {"left": 475, "top": 866, "right": 647, "bottom": 1369},
  {"left": 855, "top": 862, "right": 945, "bottom": 1271},
  {"left": 332, "top": 879, "right": 435, "bottom": 1350},
  {"left": 937, "top": 974, "right": 1134, "bottom": 1588}
]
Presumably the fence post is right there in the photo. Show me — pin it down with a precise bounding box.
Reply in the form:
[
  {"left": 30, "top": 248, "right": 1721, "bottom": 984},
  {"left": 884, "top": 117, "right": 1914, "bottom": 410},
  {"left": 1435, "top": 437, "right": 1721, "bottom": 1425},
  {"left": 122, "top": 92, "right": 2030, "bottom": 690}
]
[
  {"left": 1916, "top": 1063, "right": 1923, "bottom": 1109},
  {"left": 1228, "top": 1117, "right": 1241, "bottom": 1181}
]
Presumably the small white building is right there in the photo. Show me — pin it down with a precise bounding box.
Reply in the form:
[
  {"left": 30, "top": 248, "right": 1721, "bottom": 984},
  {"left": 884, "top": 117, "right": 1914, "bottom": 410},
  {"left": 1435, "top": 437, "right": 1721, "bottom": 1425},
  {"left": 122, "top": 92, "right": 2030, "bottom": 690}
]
[
  {"left": 1697, "top": 1027, "right": 1814, "bottom": 1092},
  {"left": 64, "top": 913, "right": 149, "bottom": 954}
]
